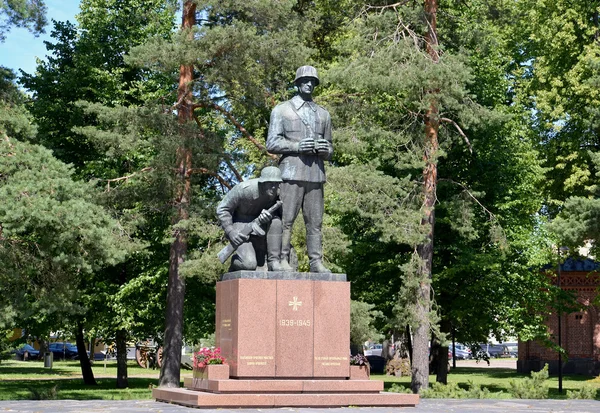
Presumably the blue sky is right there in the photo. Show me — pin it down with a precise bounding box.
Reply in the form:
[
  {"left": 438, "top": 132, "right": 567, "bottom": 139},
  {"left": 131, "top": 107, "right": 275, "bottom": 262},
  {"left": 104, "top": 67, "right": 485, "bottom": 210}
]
[{"left": 1, "top": 0, "right": 82, "bottom": 75}]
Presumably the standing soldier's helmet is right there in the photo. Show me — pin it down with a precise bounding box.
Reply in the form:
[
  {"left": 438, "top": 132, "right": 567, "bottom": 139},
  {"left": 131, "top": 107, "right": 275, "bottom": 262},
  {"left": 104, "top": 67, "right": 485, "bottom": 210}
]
[
  {"left": 258, "top": 166, "right": 283, "bottom": 183},
  {"left": 294, "top": 65, "right": 320, "bottom": 86}
]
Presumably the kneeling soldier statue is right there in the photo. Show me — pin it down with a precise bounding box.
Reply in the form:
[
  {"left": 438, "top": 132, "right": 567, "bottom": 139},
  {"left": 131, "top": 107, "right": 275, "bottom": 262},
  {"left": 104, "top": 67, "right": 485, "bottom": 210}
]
[{"left": 216, "top": 166, "right": 287, "bottom": 272}]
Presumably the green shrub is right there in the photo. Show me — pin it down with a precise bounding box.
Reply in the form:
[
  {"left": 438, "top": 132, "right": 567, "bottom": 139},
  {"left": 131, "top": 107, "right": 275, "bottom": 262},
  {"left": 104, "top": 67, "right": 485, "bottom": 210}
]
[
  {"left": 508, "top": 364, "right": 549, "bottom": 399},
  {"left": 418, "top": 380, "right": 494, "bottom": 399},
  {"left": 421, "top": 382, "right": 467, "bottom": 398},
  {"left": 465, "top": 380, "right": 492, "bottom": 399},
  {"left": 27, "top": 385, "right": 59, "bottom": 400},
  {"left": 566, "top": 384, "right": 598, "bottom": 400},
  {"left": 388, "top": 383, "right": 413, "bottom": 394}
]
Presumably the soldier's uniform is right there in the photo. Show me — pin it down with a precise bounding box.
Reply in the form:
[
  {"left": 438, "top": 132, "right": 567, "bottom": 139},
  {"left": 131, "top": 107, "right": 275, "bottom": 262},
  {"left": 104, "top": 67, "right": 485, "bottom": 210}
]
[
  {"left": 267, "top": 82, "right": 334, "bottom": 272},
  {"left": 217, "top": 178, "right": 282, "bottom": 272}
]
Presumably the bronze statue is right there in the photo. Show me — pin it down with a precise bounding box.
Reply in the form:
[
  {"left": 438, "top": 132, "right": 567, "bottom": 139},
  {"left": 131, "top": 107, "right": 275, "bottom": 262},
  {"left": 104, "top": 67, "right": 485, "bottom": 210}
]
[
  {"left": 216, "top": 166, "right": 287, "bottom": 272},
  {"left": 266, "top": 65, "right": 333, "bottom": 273}
]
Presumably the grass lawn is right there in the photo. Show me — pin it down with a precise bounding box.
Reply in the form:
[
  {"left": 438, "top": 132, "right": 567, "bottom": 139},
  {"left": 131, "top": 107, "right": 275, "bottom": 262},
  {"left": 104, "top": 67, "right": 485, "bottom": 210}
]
[
  {"left": 374, "top": 366, "right": 600, "bottom": 400},
  {"left": 0, "top": 359, "right": 193, "bottom": 400},
  {"left": 1, "top": 360, "right": 599, "bottom": 400}
]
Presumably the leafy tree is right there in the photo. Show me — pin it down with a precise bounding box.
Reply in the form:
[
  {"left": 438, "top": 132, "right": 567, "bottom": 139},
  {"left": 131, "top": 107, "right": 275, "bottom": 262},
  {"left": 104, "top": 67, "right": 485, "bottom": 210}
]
[
  {"left": 350, "top": 300, "right": 384, "bottom": 352},
  {"left": 0, "top": 0, "right": 46, "bottom": 41},
  {"left": 321, "top": 0, "right": 551, "bottom": 392},
  {"left": 0, "top": 70, "right": 130, "bottom": 385},
  {"left": 74, "top": 0, "right": 320, "bottom": 387},
  {"left": 19, "top": 0, "right": 178, "bottom": 387},
  {"left": 506, "top": 0, "right": 600, "bottom": 215}
]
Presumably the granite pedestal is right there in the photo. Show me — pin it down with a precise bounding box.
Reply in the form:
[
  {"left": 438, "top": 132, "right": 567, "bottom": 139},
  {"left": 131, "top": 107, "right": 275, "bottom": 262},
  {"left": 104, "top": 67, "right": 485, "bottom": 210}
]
[{"left": 153, "top": 271, "right": 419, "bottom": 408}]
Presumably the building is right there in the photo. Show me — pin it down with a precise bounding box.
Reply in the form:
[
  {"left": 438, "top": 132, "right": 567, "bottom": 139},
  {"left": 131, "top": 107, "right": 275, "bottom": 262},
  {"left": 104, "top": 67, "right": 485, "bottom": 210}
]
[{"left": 518, "top": 258, "right": 600, "bottom": 375}]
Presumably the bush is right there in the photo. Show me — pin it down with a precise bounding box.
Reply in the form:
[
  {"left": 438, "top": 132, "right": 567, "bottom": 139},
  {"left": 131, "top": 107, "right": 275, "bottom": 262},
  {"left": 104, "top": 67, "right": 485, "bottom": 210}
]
[
  {"left": 27, "top": 385, "right": 59, "bottom": 400},
  {"left": 388, "top": 383, "right": 413, "bottom": 394},
  {"left": 414, "top": 380, "right": 493, "bottom": 399},
  {"left": 567, "top": 384, "right": 598, "bottom": 400},
  {"left": 508, "top": 364, "right": 549, "bottom": 399},
  {"left": 386, "top": 358, "right": 411, "bottom": 377},
  {"left": 420, "top": 382, "right": 466, "bottom": 398},
  {"left": 465, "top": 380, "right": 492, "bottom": 399}
]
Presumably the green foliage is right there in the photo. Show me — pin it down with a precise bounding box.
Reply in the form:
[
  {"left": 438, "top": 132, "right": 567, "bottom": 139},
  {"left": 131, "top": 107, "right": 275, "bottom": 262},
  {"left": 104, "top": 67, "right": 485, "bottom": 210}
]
[
  {"left": 349, "top": 300, "right": 383, "bottom": 348},
  {"left": 508, "top": 364, "right": 550, "bottom": 399},
  {"left": 0, "top": 137, "right": 131, "bottom": 329},
  {"left": 0, "top": 0, "right": 46, "bottom": 41},
  {"left": 567, "top": 383, "right": 598, "bottom": 400},
  {"left": 27, "top": 384, "right": 59, "bottom": 400},
  {"left": 418, "top": 380, "right": 492, "bottom": 398},
  {"left": 0, "top": 66, "right": 36, "bottom": 141},
  {"left": 388, "top": 383, "right": 413, "bottom": 394},
  {"left": 20, "top": 0, "right": 176, "bottom": 174}
]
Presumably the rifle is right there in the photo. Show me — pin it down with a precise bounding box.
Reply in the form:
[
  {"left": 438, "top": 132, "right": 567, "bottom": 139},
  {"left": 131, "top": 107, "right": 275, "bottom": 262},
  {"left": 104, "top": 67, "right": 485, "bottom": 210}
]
[{"left": 217, "top": 200, "right": 283, "bottom": 264}]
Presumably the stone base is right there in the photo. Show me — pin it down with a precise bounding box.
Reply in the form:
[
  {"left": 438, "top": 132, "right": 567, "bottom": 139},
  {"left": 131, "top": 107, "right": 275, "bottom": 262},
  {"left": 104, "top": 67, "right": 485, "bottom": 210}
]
[
  {"left": 216, "top": 277, "right": 351, "bottom": 378},
  {"left": 153, "top": 378, "right": 419, "bottom": 408},
  {"left": 183, "top": 377, "right": 384, "bottom": 393}
]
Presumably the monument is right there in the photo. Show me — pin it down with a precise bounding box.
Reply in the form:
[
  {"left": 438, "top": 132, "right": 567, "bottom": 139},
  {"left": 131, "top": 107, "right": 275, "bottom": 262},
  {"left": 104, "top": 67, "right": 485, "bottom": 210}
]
[{"left": 153, "top": 67, "right": 419, "bottom": 408}]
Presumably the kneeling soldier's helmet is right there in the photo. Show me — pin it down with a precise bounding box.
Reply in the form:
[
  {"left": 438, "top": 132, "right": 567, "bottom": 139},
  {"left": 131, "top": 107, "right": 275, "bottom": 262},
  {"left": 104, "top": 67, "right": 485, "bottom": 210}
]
[{"left": 258, "top": 166, "right": 283, "bottom": 183}]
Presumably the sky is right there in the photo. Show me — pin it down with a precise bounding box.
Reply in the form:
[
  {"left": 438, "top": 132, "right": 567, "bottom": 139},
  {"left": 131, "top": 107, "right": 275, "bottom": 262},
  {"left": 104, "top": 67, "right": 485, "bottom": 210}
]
[{"left": 0, "top": 0, "right": 82, "bottom": 75}]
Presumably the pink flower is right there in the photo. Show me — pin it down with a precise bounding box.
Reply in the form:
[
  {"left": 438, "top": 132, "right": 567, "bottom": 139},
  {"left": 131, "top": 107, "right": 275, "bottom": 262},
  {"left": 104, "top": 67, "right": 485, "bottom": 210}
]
[{"left": 193, "top": 347, "right": 227, "bottom": 369}]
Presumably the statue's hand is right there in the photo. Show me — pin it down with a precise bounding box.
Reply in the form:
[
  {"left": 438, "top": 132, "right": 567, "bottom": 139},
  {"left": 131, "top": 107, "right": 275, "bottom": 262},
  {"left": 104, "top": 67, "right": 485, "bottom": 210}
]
[
  {"left": 299, "top": 138, "right": 315, "bottom": 153},
  {"left": 230, "top": 231, "right": 250, "bottom": 247},
  {"left": 257, "top": 209, "right": 272, "bottom": 225},
  {"left": 315, "top": 139, "right": 330, "bottom": 153}
]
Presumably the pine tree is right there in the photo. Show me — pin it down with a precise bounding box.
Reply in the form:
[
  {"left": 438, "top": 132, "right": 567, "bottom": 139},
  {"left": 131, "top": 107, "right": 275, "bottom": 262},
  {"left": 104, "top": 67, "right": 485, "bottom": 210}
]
[
  {"left": 80, "top": 0, "right": 318, "bottom": 387},
  {"left": 322, "top": 0, "right": 547, "bottom": 392}
]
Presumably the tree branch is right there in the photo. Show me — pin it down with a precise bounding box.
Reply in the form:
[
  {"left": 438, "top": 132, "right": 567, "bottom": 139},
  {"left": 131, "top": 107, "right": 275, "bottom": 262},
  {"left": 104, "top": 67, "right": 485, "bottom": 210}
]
[
  {"left": 440, "top": 117, "right": 472, "bottom": 154},
  {"left": 437, "top": 178, "right": 496, "bottom": 221},
  {"left": 105, "top": 167, "right": 153, "bottom": 191},
  {"left": 365, "top": 1, "right": 412, "bottom": 13},
  {"left": 224, "top": 158, "right": 243, "bottom": 183},
  {"left": 193, "top": 101, "right": 278, "bottom": 160},
  {"left": 187, "top": 168, "right": 232, "bottom": 190}
]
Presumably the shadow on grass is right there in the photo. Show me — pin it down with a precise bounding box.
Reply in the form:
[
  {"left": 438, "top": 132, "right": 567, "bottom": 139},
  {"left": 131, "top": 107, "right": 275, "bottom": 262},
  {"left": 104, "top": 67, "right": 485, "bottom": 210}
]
[
  {"left": 450, "top": 367, "right": 527, "bottom": 379},
  {"left": 0, "top": 378, "right": 158, "bottom": 400},
  {"left": 0, "top": 366, "right": 76, "bottom": 377}
]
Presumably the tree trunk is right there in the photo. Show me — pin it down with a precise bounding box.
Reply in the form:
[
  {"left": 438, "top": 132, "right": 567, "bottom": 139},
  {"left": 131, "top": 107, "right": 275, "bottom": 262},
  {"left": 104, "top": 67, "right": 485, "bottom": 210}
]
[
  {"left": 158, "top": 0, "right": 196, "bottom": 388},
  {"left": 436, "top": 318, "right": 452, "bottom": 383},
  {"left": 435, "top": 344, "right": 449, "bottom": 384},
  {"left": 76, "top": 322, "right": 96, "bottom": 385},
  {"left": 405, "top": 324, "right": 413, "bottom": 363},
  {"left": 411, "top": 0, "right": 439, "bottom": 394},
  {"left": 116, "top": 328, "right": 128, "bottom": 388}
]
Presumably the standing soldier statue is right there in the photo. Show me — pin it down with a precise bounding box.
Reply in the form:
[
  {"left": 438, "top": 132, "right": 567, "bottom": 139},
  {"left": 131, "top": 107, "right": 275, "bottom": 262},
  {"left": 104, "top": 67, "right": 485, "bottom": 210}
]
[
  {"left": 267, "top": 65, "right": 333, "bottom": 273},
  {"left": 216, "top": 166, "right": 286, "bottom": 272}
]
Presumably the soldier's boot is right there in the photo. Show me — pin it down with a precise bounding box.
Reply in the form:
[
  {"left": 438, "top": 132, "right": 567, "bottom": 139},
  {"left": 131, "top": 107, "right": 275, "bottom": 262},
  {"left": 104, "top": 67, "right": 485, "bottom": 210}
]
[
  {"left": 267, "top": 233, "right": 286, "bottom": 272},
  {"left": 278, "top": 228, "right": 294, "bottom": 272},
  {"left": 307, "top": 234, "right": 331, "bottom": 273}
]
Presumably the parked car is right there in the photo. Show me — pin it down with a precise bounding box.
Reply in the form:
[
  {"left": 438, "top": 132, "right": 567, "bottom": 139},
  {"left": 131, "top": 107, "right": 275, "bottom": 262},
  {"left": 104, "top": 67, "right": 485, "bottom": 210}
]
[
  {"left": 505, "top": 342, "right": 518, "bottom": 358},
  {"left": 449, "top": 344, "right": 472, "bottom": 360},
  {"left": 14, "top": 344, "right": 40, "bottom": 360},
  {"left": 478, "top": 343, "right": 509, "bottom": 358},
  {"left": 48, "top": 342, "right": 79, "bottom": 359},
  {"left": 364, "top": 344, "right": 383, "bottom": 357}
]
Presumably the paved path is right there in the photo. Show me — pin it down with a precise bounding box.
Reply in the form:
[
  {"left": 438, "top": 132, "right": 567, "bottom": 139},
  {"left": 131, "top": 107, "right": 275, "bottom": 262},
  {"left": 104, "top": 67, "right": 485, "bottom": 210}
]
[{"left": 0, "top": 399, "right": 598, "bottom": 413}]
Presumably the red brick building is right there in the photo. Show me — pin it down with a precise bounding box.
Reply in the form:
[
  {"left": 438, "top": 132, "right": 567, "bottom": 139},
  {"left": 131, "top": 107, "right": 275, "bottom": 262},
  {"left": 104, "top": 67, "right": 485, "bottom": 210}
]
[{"left": 518, "top": 258, "right": 600, "bottom": 375}]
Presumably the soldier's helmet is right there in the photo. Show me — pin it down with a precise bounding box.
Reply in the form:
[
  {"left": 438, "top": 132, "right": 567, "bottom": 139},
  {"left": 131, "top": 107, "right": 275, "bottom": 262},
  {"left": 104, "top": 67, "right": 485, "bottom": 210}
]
[
  {"left": 294, "top": 65, "right": 319, "bottom": 86},
  {"left": 258, "top": 166, "right": 283, "bottom": 183}
]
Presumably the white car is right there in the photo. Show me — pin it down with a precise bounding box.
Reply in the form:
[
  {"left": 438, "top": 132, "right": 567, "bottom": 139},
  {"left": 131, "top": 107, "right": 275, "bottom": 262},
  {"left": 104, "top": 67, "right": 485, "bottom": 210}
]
[{"left": 364, "top": 343, "right": 383, "bottom": 357}]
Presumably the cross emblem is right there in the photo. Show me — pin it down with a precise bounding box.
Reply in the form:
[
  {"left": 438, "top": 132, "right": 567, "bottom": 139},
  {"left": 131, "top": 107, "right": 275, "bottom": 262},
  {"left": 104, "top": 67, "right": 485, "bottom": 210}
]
[{"left": 289, "top": 296, "right": 302, "bottom": 311}]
